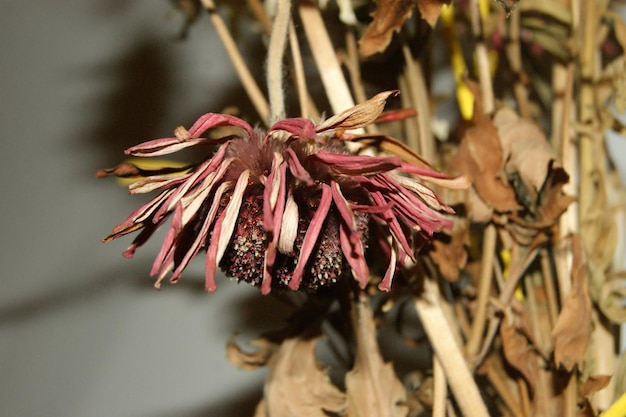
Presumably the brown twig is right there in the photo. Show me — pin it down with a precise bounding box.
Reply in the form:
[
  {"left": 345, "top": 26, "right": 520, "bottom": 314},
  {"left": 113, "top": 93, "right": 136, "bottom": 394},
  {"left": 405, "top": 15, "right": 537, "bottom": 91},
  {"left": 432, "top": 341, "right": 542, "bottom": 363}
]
[
  {"left": 266, "top": 0, "right": 291, "bottom": 120},
  {"left": 201, "top": 0, "right": 270, "bottom": 124}
]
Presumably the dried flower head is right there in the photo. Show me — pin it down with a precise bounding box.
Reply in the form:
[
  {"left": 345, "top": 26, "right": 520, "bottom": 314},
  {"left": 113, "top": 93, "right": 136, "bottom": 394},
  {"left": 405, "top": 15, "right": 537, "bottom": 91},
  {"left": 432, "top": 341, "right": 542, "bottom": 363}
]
[{"left": 100, "top": 91, "right": 459, "bottom": 294}]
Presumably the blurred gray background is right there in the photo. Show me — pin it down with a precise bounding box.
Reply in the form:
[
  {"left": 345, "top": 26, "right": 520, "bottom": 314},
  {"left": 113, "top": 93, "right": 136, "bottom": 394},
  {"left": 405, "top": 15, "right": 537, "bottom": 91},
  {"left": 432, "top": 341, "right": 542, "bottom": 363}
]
[
  {"left": 0, "top": 2, "right": 287, "bottom": 416},
  {"left": 1, "top": 2, "right": 626, "bottom": 417}
]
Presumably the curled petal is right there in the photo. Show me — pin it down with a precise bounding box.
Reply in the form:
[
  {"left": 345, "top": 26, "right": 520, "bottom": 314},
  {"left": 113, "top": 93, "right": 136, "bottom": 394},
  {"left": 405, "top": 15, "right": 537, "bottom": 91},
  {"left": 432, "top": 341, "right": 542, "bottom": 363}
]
[
  {"left": 216, "top": 170, "right": 250, "bottom": 266},
  {"left": 311, "top": 151, "right": 401, "bottom": 175},
  {"left": 187, "top": 113, "right": 254, "bottom": 138},
  {"left": 268, "top": 118, "right": 316, "bottom": 139},
  {"left": 278, "top": 191, "right": 299, "bottom": 255},
  {"left": 315, "top": 90, "right": 399, "bottom": 133},
  {"left": 285, "top": 148, "right": 314, "bottom": 185},
  {"left": 289, "top": 185, "right": 332, "bottom": 290}
]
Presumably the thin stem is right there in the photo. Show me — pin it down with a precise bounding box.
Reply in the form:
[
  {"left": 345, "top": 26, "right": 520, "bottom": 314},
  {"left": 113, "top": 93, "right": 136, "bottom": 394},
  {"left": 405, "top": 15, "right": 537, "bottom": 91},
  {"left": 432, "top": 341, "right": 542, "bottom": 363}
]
[
  {"left": 484, "top": 360, "right": 525, "bottom": 417},
  {"left": 298, "top": 3, "right": 355, "bottom": 114},
  {"left": 201, "top": 0, "right": 270, "bottom": 124},
  {"left": 465, "top": 223, "right": 497, "bottom": 357},
  {"left": 288, "top": 21, "right": 309, "bottom": 118},
  {"left": 267, "top": 0, "right": 291, "bottom": 120},
  {"left": 470, "top": 0, "right": 495, "bottom": 115},
  {"left": 505, "top": 7, "right": 530, "bottom": 118},
  {"left": 540, "top": 248, "right": 559, "bottom": 326}
]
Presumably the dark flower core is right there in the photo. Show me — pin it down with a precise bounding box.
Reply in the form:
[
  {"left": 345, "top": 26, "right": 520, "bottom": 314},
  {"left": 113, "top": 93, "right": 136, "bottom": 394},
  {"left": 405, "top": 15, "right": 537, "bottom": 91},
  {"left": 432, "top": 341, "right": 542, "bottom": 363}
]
[{"left": 218, "top": 186, "right": 370, "bottom": 292}]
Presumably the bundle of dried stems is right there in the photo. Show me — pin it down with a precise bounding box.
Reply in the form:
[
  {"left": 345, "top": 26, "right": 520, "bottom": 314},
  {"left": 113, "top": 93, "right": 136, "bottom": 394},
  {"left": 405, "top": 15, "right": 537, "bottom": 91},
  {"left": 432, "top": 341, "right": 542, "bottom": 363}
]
[{"left": 101, "top": 0, "right": 626, "bottom": 416}]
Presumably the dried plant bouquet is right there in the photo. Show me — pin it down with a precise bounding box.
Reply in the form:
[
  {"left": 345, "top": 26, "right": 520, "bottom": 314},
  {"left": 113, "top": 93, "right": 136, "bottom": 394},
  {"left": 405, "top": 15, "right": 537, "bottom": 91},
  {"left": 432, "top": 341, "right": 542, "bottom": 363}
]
[{"left": 99, "top": 0, "right": 626, "bottom": 416}]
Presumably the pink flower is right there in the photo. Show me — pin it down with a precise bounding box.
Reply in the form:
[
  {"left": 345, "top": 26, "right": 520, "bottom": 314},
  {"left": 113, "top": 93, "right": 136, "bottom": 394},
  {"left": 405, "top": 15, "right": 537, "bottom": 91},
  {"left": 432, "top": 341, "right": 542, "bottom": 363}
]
[{"left": 100, "top": 91, "right": 461, "bottom": 294}]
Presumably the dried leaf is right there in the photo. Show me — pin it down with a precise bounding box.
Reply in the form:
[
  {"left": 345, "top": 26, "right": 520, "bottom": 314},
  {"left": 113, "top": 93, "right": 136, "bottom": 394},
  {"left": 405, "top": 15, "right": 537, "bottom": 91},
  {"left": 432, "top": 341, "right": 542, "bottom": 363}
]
[
  {"left": 417, "top": 0, "right": 451, "bottom": 27},
  {"left": 259, "top": 336, "right": 347, "bottom": 417},
  {"left": 428, "top": 227, "right": 468, "bottom": 281},
  {"left": 345, "top": 298, "right": 408, "bottom": 417},
  {"left": 451, "top": 114, "right": 519, "bottom": 214},
  {"left": 359, "top": 0, "right": 414, "bottom": 57},
  {"left": 494, "top": 107, "right": 558, "bottom": 206},
  {"left": 579, "top": 375, "right": 611, "bottom": 398},
  {"left": 499, "top": 313, "right": 541, "bottom": 394},
  {"left": 551, "top": 235, "right": 592, "bottom": 372},
  {"left": 226, "top": 335, "right": 278, "bottom": 371},
  {"left": 599, "top": 272, "right": 626, "bottom": 323}
]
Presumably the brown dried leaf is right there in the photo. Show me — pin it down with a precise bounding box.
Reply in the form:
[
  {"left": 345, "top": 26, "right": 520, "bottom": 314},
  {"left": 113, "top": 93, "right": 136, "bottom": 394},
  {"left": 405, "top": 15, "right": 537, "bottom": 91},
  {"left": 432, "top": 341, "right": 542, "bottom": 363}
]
[
  {"left": 451, "top": 114, "right": 519, "bottom": 214},
  {"left": 429, "top": 227, "right": 468, "bottom": 281},
  {"left": 499, "top": 313, "right": 540, "bottom": 394},
  {"left": 316, "top": 90, "right": 399, "bottom": 133},
  {"left": 258, "top": 336, "right": 347, "bottom": 417},
  {"left": 346, "top": 299, "right": 408, "bottom": 417},
  {"left": 579, "top": 375, "right": 611, "bottom": 398},
  {"left": 226, "top": 335, "right": 278, "bottom": 371},
  {"left": 417, "top": 0, "right": 451, "bottom": 27},
  {"left": 359, "top": 0, "right": 414, "bottom": 57},
  {"left": 494, "top": 107, "right": 559, "bottom": 205},
  {"left": 551, "top": 235, "right": 593, "bottom": 372}
]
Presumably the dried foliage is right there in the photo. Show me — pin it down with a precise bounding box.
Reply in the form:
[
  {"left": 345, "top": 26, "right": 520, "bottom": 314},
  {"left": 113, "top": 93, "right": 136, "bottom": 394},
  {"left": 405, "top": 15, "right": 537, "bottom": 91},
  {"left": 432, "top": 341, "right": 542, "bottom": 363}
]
[{"left": 102, "top": 0, "right": 626, "bottom": 416}]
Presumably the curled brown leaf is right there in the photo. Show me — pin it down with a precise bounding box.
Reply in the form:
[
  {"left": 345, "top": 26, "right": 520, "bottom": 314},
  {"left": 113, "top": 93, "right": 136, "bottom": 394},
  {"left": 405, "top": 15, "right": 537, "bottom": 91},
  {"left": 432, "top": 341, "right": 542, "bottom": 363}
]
[{"left": 551, "top": 235, "right": 592, "bottom": 372}]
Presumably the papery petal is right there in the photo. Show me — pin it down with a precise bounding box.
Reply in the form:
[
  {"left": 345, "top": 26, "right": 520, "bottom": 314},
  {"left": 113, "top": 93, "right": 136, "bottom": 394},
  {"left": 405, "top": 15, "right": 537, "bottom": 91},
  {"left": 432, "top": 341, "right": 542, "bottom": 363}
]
[
  {"left": 285, "top": 148, "right": 314, "bottom": 185},
  {"left": 180, "top": 158, "right": 233, "bottom": 225},
  {"left": 187, "top": 113, "right": 254, "bottom": 138},
  {"left": 378, "top": 242, "right": 398, "bottom": 291},
  {"left": 370, "top": 191, "right": 416, "bottom": 261},
  {"left": 268, "top": 118, "right": 316, "bottom": 139},
  {"left": 129, "top": 173, "right": 192, "bottom": 194},
  {"left": 103, "top": 189, "right": 174, "bottom": 241},
  {"left": 263, "top": 153, "right": 285, "bottom": 232},
  {"left": 215, "top": 170, "right": 250, "bottom": 266},
  {"left": 289, "top": 185, "right": 332, "bottom": 290},
  {"left": 311, "top": 151, "right": 401, "bottom": 175},
  {"left": 278, "top": 191, "right": 299, "bottom": 255},
  {"left": 390, "top": 174, "right": 452, "bottom": 211},
  {"left": 150, "top": 202, "right": 184, "bottom": 277},
  {"left": 154, "top": 147, "right": 228, "bottom": 221},
  {"left": 330, "top": 181, "right": 369, "bottom": 287},
  {"left": 170, "top": 183, "right": 230, "bottom": 283},
  {"left": 315, "top": 90, "right": 399, "bottom": 133},
  {"left": 339, "top": 223, "right": 369, "bottom": 288},
  {"left": 204, "top": 210, "right": 226, "bottom": 293}
]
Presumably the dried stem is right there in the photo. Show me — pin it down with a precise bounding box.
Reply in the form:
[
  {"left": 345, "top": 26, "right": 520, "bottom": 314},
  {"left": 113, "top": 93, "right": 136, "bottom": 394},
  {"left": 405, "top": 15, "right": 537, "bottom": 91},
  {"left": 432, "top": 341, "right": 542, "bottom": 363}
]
[
  {"left": 288, "top": 21, "right": 309, "bottom": 118},
  {"left": 201, "top": 0, "right": 270, "bottom": 124},
  {"left": 266, "top": 0, "right": 291, "bottom": 120},
  {"left": 540, "top": 248, "right": 559, "bottom": 326},
  {"left": 465, "top": 223, "right": 497, "bottom": 358},
  {"left": 432, "top": 356, "right": 447, "bottom": 417},
  {"left": 473, "top": 247, "right": 539, "bottom": 368},
  {"left": 469, "top": 0, "right": 494, "bottom": 115},
  {"left": 414, "top": 278, "right": 490, "bottom": 417},
  {"left": 484, "top": 360, "right": 525, "bottom": 417},
  {"left": 504, "top": 7, "right": 530, "bottom": 118},
  {"left": 298, "top": 2, "right": 354, "bottom": 114},
  {"left": 401, "top": 44, "right": 434, "bottom": 161}
]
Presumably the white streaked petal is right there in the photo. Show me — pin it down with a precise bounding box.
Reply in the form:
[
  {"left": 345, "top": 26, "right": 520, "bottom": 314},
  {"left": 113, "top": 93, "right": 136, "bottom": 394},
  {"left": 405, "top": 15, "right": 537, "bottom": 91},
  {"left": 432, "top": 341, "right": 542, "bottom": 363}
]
[
  {"left": 278, "top": 192, "right": 299, "bottom": 254},
  {"left": 391, "top": 174, "right": 446, "bottom": 210},
  {"left": 180, "top": 158, "right": 233, "bottom": 225},
  {"left": 215, "top": 170, "right": 250, "bottom": 265},
  {"left": 269, "top": 152, "right": 284, "bottom": 210}
]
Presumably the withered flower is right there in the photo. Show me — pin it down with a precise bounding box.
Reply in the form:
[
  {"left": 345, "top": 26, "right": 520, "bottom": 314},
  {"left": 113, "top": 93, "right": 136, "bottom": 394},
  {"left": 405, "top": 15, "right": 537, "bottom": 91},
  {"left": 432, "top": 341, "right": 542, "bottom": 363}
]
[{"left": 100, "top": 91, "right": 457, "bottom": 294}]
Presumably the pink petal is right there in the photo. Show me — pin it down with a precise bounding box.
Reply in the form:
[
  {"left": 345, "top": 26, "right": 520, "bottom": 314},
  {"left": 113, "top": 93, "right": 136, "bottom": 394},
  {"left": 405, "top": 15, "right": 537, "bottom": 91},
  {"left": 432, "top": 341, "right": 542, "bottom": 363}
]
[
  {"left": 268, "top": 118, "right": 316, "bottom": 139},
  {"left": 153, "top": 147, "right": 228, "bottom": 221},
  {"left": 204, "top": 210, "right": 226, "bottom": 293},
  {"left": 150, "top": 202, "right": 184, "bottom": 277},
  {"left": 288, "top": 184, "right": 332, "bottom": 290},
  {"left": 311, "top": 151, "right": 401, "bottom": 175},
  {"left": 285, "top": 148, "right": 313, "bottom": 185},
  {"left": 170, "top": 183, "right": 230, "bottom": 283},
  {"left": 187, "top": 113, "right": 254, "bottom": 138},
  {"left": 129, "top": 173, "right": 191, "bottom": 194},
  {"left": 339, "top": 224, "right": 369, "bottom": 288},
  {"left": 262, "top": 153, "right": 285, "bottom": 232},
  {"left": 378, "top": 243, "right": 398, "bottom": 291}
]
